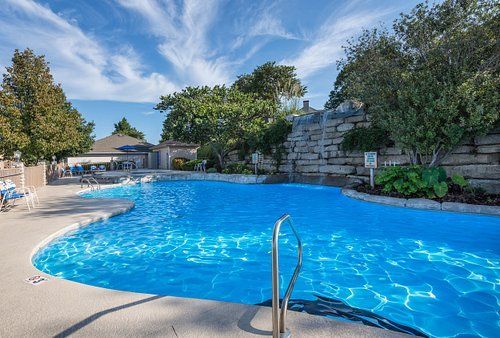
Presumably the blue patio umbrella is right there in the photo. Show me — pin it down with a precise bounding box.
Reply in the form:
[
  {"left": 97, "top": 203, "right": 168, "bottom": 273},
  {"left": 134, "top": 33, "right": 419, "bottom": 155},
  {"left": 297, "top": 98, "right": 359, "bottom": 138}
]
[{"left": 116, "top": 145, "right": 137, "bottom": 168}]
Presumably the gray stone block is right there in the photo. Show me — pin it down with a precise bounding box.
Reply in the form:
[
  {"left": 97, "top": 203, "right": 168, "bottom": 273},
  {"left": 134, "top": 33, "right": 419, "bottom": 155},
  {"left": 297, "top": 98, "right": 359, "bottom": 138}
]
[
  {"left": 406, "top": 198, "right": 441, "bottom": 210},
  {"left": 337, "top": 123, "right": 355, "bottom": 132},
  {"left": 475, "top": 134, "right": 500, "bottom": 145},
  {"left": 445, "top": 165, "right": 500, "bottom": 179},
  {"left": 319, "top": 165, "right": 356, "bottom": 175},
  {"left": 442, "top": 202, "right": 500, "bottom": 216},
  {"left": 327, "top": 158, "right": 348, "bottom": 165},
  {"left": 345, "top": 115, "right": 366, "bottom": 123},
  {"left": 477, "top": 144, "right": 500, "bottom": 154}
]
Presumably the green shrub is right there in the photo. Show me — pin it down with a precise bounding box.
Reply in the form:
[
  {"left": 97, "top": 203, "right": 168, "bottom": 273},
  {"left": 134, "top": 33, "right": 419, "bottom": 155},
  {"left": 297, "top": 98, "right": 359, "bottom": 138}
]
[
  {"left": 375, "top": 165, "right": 462, "bottom": 198},
  {"left": 182, "top": 159, "right": 202, "bottom": 171},
  {"left": 451, "top": 173, "right": 468, "bottom": 188},
  {"left": 172, "top": 157, "right": 188, "bottom": 170},
  {"left": 222, "top": 162, "right": 253, "bottom": 175},
  {"left": 206, "top": 167, "right": 217, "bottom": 173},
  {"left": 341, "top": 126, "right": 390, "bottom": 152}
]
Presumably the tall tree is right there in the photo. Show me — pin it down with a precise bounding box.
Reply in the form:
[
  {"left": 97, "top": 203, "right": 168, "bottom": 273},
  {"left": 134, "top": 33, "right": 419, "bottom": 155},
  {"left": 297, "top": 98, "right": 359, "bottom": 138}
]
[
  {"left": 233, "top": 61, "right": 306, "bottom": 110},
  {"left": 0, "top": 49, "right": 94, "bottom": 165},
  {"left": 331, "top": 0, "right": 499, "bottom": 166},
  {"left": 112, "top": 117, "right": 145, "bottom": 140},
  {"left": 155, "top": 86, "right": 275, "bottom": 168}
]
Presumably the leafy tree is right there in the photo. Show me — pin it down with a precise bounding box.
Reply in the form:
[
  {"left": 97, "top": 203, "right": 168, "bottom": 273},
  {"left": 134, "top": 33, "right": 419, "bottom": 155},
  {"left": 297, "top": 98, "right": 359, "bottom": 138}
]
[
  {"left": 331, "top": 0, "right": 499, "bottom": 166},
  {"left": 155, "top": 86, "right": 275, "bottom": 168},
  {"left": 0, "top": 49, "right": 94, "bottom": 165},
  {"left": 233, "top": 61, "right": 307, "bottom": 109},
  {"left": 324, "top": 67, "right": 347, "bottom": 109},
  {"left": 112, "top": 117, "right": 145, "bottom": 140}
]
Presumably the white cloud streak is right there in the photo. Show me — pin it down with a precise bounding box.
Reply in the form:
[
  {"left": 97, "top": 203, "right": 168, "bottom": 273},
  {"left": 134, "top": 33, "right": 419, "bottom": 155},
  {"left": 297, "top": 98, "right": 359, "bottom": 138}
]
[
  {"left": 283, "top": 7, "right": 396, "bottom": 78},
  {"left": 0, "top": 0, "right": 178, "bottom": 102},
  {"left": 116, "top": 0, "right": 230, "bottom": 86}
]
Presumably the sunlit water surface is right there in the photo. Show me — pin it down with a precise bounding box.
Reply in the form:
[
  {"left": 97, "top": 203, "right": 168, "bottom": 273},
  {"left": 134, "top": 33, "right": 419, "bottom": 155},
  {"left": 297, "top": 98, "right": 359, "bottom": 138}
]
[{"left": 34, "top": 181, "right": 500, "bottom": 337}]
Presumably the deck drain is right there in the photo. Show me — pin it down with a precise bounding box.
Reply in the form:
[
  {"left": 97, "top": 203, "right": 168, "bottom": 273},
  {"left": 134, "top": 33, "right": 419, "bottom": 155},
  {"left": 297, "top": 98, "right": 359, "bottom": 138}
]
[{"left": 24, "top": 275, "right": 49, "bottom": 285}]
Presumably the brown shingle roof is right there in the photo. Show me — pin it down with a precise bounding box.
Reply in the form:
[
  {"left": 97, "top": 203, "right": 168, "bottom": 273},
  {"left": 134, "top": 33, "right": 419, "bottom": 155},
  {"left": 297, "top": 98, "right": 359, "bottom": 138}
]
[
  {"left": 84, "top": 134, "right": 153, "bottom": 154},
  {"left": 151, "top": 140, "right": 200, "bottom": 150}
]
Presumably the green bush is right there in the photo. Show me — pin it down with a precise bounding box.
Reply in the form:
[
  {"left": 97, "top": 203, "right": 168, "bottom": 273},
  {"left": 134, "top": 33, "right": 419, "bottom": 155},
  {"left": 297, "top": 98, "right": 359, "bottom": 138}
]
[
  {"left": 182, "top": 159, "right": 202, "bottom": 171},
  {"left": 375, "top": 166, "right": 466, "bottom": 198},
  {"left": 172, "top": 157, "right": 188, "bottom": 170},
  {"left": 222, "top": 162, "right": 253, "bottom": 175},
  {"left": 341, "top": 126, "right": 390, "bottom": 152},
  {"left": 206, "top": 167, "right": 218, "bottom": 173}
]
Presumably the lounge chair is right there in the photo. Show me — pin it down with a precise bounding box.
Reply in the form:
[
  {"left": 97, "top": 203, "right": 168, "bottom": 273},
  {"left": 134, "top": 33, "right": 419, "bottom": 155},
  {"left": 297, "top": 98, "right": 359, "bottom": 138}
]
[
  {"left": 76, "top": 165, "right": 85, "bottom": 175},
  {"left": 0, "top": 180, "right": 34, "bottom": 212}
]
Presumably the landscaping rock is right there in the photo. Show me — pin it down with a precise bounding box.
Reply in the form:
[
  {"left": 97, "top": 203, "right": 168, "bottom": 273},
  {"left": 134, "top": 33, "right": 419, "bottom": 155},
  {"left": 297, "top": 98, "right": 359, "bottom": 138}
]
[
  {"left": 442, "top": 202, "right": 500, "bottom": 216},
  {"left": 319, "top": 165, "right": 356, "bottom": 175},
  {"left": 406, "top": 198, "right": 441, "bottom": 210},
  {"left": 337, "top": 123, "right": 355, "bottom": 132}
]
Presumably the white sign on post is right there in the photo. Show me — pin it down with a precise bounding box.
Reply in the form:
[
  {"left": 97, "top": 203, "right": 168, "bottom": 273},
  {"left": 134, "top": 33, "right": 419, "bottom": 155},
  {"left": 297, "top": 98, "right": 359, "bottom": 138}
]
[
  {"left": 364, "top": 152, "right": 378, "bottom": 169},
  {"left": 364, "top": 152, "right": 378, "bottom": 188},
  {"left": 251, "top": 152, "right": 260, "bottom": 164}
]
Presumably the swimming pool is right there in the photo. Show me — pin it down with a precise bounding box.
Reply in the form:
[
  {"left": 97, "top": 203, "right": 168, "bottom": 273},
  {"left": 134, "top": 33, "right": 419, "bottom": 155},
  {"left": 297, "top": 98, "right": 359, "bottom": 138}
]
[{"left": 34, "top": 181, "right": 499, "bottom": 337}]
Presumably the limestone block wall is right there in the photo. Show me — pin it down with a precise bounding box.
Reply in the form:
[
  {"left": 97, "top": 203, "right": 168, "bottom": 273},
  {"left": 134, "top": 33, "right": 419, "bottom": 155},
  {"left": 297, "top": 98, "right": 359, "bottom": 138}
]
[{"left": 268, "top": 102, "right": 500, "bottom": 193}]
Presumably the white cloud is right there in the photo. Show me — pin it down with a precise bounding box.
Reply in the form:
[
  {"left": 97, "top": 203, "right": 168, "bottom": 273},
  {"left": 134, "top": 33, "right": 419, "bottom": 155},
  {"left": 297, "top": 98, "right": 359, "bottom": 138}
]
[
  {"left": 282, "top": 7, "right": 395, "bottom": 78},
  {"left": 248, "top": 12, "right": 299, "bottom": 40},
  {"left": 0, "top": 0, "right": 178, "bottom": 102},
  {"left": 117, "top": 0, "right": 230, "bottom": 86}
]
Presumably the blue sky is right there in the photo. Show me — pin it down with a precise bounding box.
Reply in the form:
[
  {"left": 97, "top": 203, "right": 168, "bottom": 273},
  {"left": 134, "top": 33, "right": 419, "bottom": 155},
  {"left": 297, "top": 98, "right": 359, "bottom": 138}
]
[{"left": 0, "top": 0, "right": 426, "bottom": 143}]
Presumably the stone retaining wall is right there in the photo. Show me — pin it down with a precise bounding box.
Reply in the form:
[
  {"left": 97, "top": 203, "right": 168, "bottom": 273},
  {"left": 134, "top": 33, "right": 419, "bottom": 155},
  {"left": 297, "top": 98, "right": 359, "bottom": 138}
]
[{"left": 261, "top": 101, "right": 500, "bottom": 193}]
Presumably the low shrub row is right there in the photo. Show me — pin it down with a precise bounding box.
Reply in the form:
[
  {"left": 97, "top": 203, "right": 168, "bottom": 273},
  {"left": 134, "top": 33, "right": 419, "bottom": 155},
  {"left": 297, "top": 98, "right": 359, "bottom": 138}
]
[
  {"left": 375, "top": 165, "right": 467, "bottom": 198},
  {"left": 357, "top": 165, "right": 499, "bottom": 206}
]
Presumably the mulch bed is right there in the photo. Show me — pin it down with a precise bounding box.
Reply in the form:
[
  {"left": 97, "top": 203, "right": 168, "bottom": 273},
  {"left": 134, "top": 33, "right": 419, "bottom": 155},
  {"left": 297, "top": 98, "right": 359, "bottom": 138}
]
[{"left": 356, "top": 184, "right": 500, "bottom": 207}]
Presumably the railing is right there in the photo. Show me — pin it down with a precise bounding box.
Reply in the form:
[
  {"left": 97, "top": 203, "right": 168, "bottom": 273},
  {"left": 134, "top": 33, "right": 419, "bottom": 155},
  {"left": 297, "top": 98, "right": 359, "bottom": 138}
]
[
  {"left": 80, "top": 177, "right": 101, "bottom": 191},
  {"left": 272, "top": 214, "right": 303, "bottom": 338}
]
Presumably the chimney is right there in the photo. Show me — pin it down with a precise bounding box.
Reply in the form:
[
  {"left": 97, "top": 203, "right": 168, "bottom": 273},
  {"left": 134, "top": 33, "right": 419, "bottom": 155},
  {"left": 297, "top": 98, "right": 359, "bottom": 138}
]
[{"left": 302, "top": 100, "right": 310, "bottom": 111}]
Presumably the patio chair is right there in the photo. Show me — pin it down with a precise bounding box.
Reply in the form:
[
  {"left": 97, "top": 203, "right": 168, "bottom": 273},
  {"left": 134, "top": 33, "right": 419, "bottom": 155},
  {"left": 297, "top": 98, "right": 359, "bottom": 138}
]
[
  {"left": 0, "top": 180, "right": 34, "bottom": 212},
  {"left": 76, "top": 165, "right": 85, "bottom": 175},
  {"left": 98, "top": 165, "right": 106, "bottom": 172},
  {"left": 90, "top": 165, "right": 97, "bottom": 173}
]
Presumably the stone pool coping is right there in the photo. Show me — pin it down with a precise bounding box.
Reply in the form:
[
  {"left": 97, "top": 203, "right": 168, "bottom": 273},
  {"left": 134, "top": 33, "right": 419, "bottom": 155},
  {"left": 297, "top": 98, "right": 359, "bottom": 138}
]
[
  {"left": 0, "top": 177, "right": 406, "bottom": 337},
  {"left": 342, "top": 188, "right": 500, "bottom": 216}
]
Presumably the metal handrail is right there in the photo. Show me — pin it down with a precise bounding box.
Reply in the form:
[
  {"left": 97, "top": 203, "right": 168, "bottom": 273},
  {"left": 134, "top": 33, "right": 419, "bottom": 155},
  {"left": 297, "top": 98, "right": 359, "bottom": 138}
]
[
  {"left": 88, "top": 177, "right": 101, "bottom": 190},
  {"left": 272, "top": 214, "right": 303, "bottom": 338},
  {"left": 80, "top": 177, "right": 101, "bottom": 191}
]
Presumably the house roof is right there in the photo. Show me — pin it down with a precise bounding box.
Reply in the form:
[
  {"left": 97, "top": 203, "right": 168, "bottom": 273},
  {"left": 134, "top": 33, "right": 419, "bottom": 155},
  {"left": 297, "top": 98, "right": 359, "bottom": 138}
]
[
  {"left": 299, "top": 106, "right": 319, "bottom": 114},
  {"left": 84, "top": 134, "right": 154, "bottom": 154},
  {"left": 151, "top": 140, "right": 200, "bottom": 150}
]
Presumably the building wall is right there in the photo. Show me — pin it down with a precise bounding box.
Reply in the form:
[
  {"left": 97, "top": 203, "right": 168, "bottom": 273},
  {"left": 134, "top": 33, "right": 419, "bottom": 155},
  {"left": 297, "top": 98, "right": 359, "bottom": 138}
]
[
  {"left": 155, "top": 147, "right": 197, "bottom": 169},
  {"left": 259, "top": 103, "right": 500, "bottom": 193}
]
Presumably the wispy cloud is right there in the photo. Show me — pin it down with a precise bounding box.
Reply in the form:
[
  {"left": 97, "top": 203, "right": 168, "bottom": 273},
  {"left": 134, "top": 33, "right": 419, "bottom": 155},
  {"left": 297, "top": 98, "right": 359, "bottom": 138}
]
[
  {"left": 282, "top": 7, "right": 395, "bottom": 78},
  {"left": 248, "top": 12, "right": 300, "bottom": 40},
  {"left": 0, "top": 0, "right": 178, "bottom": 102},
  {"left": 117, "top": 0, "right": 230, "bottom": 86}
]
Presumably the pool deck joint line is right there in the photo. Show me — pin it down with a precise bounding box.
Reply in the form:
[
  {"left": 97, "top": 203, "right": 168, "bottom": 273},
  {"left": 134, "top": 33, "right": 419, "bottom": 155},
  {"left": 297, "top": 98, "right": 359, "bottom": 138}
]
[{"left": 0, "top": 177, "right": 408, "bottom": 337}]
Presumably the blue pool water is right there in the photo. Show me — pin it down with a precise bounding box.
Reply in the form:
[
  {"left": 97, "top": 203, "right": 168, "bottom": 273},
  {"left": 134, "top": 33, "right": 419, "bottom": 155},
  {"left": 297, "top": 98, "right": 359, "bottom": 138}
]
[{"left": 34, "top": 181, "right": 499, "bottom": 337}]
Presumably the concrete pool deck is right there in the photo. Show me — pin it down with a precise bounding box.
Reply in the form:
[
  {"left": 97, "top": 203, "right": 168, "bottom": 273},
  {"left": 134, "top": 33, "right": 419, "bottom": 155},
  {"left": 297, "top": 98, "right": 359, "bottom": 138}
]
[{"left": 0, "top": 178, "right": 407, "bottom": 337}]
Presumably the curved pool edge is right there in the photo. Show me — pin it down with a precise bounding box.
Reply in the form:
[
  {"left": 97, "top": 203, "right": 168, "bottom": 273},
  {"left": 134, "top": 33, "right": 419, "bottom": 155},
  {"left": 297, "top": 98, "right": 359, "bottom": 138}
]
[
  {"left": 342, "top": 188, "right": 500, "bottom": 216},
  {"left": 30, "top": 192, "right": 135, "bottom": 263},
  {"left": 0, "top": 178, "right": 409, "bottom": 337}
]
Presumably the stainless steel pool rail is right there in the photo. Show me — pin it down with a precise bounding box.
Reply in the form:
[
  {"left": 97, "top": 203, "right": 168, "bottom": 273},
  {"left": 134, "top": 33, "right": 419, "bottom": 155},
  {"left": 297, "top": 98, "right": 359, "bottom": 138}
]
[
  {"left": 272, "top": 214, "right": 303, "bottom": 338},
  {"left": 80, "top": 177, "right": 101, "bottom": 191}
]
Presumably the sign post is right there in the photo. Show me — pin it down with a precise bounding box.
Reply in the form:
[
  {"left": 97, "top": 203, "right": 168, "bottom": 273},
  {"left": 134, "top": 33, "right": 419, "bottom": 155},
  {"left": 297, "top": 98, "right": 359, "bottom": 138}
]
[
  {"left": 252, "top": 152, "right": 261, "bottom": 175},
  {"left": 364, "top": 152, "right": 378, "bottom": 188}
]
